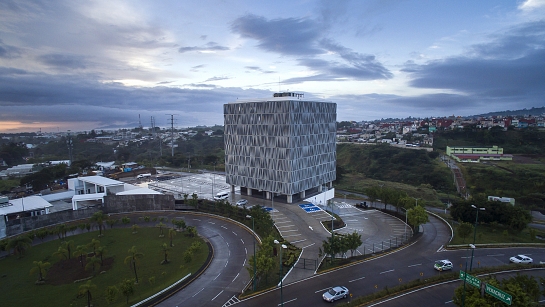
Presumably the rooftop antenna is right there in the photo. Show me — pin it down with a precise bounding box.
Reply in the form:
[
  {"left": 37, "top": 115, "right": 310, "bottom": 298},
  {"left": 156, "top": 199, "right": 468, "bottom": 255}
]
[
  {"left": 138, "top": 114, "right": 143, "bottom": 130},
  {"left": 67, "top": 130, "right": 73, "bottom": 166}
]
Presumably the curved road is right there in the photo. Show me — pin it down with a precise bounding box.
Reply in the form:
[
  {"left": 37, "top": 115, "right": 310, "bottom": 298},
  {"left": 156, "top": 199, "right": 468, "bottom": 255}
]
[
  {"left": 155, "top": 212, "right": 254, "bottom": 307},
  {"left": 234, "top": 213, "right": 545, "bottom": 306}
]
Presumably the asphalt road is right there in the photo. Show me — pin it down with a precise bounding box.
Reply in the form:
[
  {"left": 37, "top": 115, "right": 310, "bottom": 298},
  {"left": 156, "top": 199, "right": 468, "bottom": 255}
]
[{"left": 155, "top": 212, "right": 254, "bottom": 307}]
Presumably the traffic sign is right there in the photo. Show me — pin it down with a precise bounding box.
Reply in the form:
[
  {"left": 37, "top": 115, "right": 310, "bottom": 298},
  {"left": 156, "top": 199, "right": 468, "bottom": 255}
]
[
  {"left": 485, "top": 284, "right": 512, "bottom": 305},
  {"left": 459, "top": 270, "right": 481, "bottom": 289}
]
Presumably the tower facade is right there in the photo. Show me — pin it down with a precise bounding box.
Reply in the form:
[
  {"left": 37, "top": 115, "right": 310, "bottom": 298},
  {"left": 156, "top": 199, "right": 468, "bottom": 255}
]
[{"left": 224, "top": 93, "right": 336, "bottom": 203}]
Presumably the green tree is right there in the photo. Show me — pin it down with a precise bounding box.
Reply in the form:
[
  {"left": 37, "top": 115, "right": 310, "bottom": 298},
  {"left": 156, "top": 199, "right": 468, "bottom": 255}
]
[
  {"left": 30, "top": 260, "right": 51, "bottom": 282},
  {"left": 156, "top": 222, "right": 166, "bottom": 237},
  {"left": 119, "top": 278, "right": 135, "bottom": 304},
  {"left": 85, "top": 256, "right": 102, "bottom": 276},
  {"left": 121, "top": 217, "right": 131, "bottom": 225},
  {"left": 345, "top": 232, "right": 363, "bottom": 257},
  {"left": 131, "top": 224, "right": 140, "bottom": 234},
  {"left": 171, "top": 219, "right": 186, "bottom": 231},
  {"left": 407, "top": 205, "right": 429, "bottom": 232},
  {"left": 7, "top": 236, "right": 32, "bottom": 257},
  {"left": 52, "top": 245, "right": 69, "bottom": 261},
  {"left": 457, "top": 222, "right": 474, "bottom": 243},
  {"left": 160, "top": 243, "right": 170, "bottom": 264},
  {"left": 106, "top": 218, "right": 118, "bottom": 229},
  {"left": 74, "top": 245, "right": 87, "bottom": 267},
  {"left": 104, "top": 285, "right": 119, "bottom": 304},
  {"left": 168, "top": 228, "right": 177, "bottom": 247},
  {"left": 124, "top": 246, "right": 144, "bottom": 283},
  {"left": 90, "top": 211, "right": 107, "bottom": 236},
  {"left": 61, "top": 240, "right": 73, "bottom": 259},
  {"left": 78, "top": 280, "right": 96, "bottom": 307},
  {"left": 87, "top": 238, "right": 100, "bottom": 254},
  {"left": 95, "top": 246, "right": 107, "bottom": 265},
  {"left": 187, "top": 226, "right": 197, "bottom": 237}
]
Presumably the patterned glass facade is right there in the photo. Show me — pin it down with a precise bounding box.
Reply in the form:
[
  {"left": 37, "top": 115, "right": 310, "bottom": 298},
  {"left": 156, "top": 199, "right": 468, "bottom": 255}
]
[{"left": 224, "top": 97, "right": 336, "bottom": 198}]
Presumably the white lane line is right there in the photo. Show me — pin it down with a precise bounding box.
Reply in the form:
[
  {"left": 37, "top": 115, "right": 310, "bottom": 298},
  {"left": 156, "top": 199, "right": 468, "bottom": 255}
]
[
  {"left": 225, "top": 260, "right": 229, "bottom": 267},
  {"left": 208, "top": 222, "right": 215, "bottom": 224},
  {"left": 283, "top": 234, "right": 302, "bottom": 237},
  {"left": 380, "top": 269, "right": 395, "bottom": 274},
  {"left": 214, "top": 272, "right": 221, "bottom": 280},
  {"left": 349, "top": 276, "right": 366, "bottom": 283},
  {"left": 445, "top": 300, "right": 453, "bottom": 304},
  {"left": 221, "top": 226, "right": 228, "bottom": 229},
  {"left": 278, "top": 298, "right": 297, "bottom": 305},
  {"left": 245, "top": 247, "right": 247, "bottom": 254},
  {"left": 192, "top": 288, "right": 205, "bottom": 297},
  {"left": 408, "top": 263, "right": 422, "bottom": 267},
  {"left": 232, "top": 231, "right": 238, "bottom": 236},
  {"left": 212, "top": 290, "right": 224, "bottom": 301},
  {"left": 281, "top": 230, "right": 299, "bottom": 232},
  {"left": 487, "top": 254, "right": 504, "bottom": 257},
  {"left": 291, "top": 239, "right": 307, "bottom": 243},
  {"left": 193, "top": 218, "right": 201, "bottom": 221},
  {"left": 226, "top": 242, "right": 229, "bottom": 247},
  {"left": 277, "top": 225, "right": 296, "bottom": 228},
  {"left": 241, "top": 239, "right": 245, "bottom": 244},
  {"left": 315, "top": 287, "right": 330, "bottom": 293},
  {"left": 302, "top": 243, "right": 315, "bottom": 248},
  {"left": 232, "top": 273, "right": 239, "bottom": 282},
  {"left": 275, "top": 221, "right": 292, "bottom": 224},
  {"left": 243, "top": 258, "right": 246, "bottom": 266}
]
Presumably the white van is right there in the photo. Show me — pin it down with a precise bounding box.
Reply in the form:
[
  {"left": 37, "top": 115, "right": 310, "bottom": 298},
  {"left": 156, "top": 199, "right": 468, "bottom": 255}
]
[
  {"left": 137, "top": 173, "right": 151, "bottom": 179},
  {"left": 214, "top": 191, "right": 229, "bottom": 200}
]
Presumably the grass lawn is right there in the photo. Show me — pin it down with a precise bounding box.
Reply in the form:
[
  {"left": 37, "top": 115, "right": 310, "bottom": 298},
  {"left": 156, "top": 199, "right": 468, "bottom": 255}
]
[
  {"left": 0, "top": 227, "right": 207, "bottom": 307},
  {"left": 449, "top": 222, "right": 545, "bottom": 245}
]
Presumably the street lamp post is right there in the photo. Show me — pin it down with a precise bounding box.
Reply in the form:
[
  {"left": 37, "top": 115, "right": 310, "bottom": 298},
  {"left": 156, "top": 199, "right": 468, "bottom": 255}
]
[
  {"left": 469, "top": 205, "right": 485, "bottom": 271},
  {"left": 462, "top": 244, "right": 475, "bottom": 307},
  {"left": 246, "top": 215, "right": 256, "bottom": 291},
  {"left": 273, "top": 240, "right": 287, "bottom": 307}
]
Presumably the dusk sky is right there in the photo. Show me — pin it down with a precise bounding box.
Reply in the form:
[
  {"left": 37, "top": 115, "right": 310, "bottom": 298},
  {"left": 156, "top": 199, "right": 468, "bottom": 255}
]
[{"left": 1, "top": 0, "right": 544, "bottom": 133}]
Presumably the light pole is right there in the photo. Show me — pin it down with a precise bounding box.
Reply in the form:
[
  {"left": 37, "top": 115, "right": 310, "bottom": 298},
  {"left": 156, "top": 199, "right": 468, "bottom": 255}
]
[
  {"left": 329, "top": 200, "right": 335, "bottom": 263},
  {"left": 461, "top": 244, "right": 475, "bottom": 307},
  {"left": 273, "top": 240, "right": 287, "bottom": 307},
  {"left": 469, "top": 205, "right": 485, "bottom": 271},
  {"left": 212, "top": 162, "right": 216, "bottom": 196},
  {"left": 246, "top": 215, "right": 256, "bottom": 291}
]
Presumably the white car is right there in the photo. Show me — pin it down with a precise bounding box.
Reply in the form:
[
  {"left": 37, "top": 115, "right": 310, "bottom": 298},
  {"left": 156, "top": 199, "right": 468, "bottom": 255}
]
[
  {"left": 322, "top": 286, "right": 349, "bottom": 302},
  {"left": 236, "top": 199, "right": 248, "bottom": 206},
  {"left": 509, "top": 254, "right": 533, "bottom": 264},
  {"left": 434, "top": 259, "right": 453, "bottom": 271},
  {"left": 214, "top": 191, "right": 229, "bottom": 201}
]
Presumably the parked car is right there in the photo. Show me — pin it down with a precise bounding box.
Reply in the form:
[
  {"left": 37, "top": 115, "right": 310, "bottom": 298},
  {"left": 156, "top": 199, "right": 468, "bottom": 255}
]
[
  {"left": 236, "top": 199, "right": 248, "bottom": 206},
  {"left": 509, "top": 254, "right": 533, "bottom": 264},
  {"left": 322, "top": 286, "right": 349, "bottom": 302},
  {"left": 434, "top": 259, "right": 453, "bottom": 271}
]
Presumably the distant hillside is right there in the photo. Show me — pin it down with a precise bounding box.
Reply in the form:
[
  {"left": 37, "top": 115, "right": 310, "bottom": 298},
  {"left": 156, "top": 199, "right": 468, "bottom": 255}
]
[{"left": 473, "top": 106, "right": 545, "bottom": 118}]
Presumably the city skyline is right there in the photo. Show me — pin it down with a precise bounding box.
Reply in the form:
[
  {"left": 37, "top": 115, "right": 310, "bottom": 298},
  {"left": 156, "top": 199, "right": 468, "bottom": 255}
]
[{"left": 1, "top": 0, "right": 544, "bottom": 133}]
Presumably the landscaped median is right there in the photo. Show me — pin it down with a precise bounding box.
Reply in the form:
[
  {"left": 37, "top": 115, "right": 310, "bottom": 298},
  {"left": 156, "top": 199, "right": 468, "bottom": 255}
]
[{"left": 333, "top": 264, "right": 545, "bottom": 307}]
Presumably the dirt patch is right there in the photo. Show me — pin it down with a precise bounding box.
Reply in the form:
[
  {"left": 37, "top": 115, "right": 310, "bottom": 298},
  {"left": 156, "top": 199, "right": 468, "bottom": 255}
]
[
  {"left": 512, "top": 155, "right": 543, "bottom": 164},
  {"left": 46, "top": 256, "right": 114, "bottom": 285}
]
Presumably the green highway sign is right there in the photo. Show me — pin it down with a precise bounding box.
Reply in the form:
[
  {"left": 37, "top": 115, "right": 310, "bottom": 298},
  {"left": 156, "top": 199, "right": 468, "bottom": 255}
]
[
  {"left": 485, "top": 284, "right": 512, "bottom": 305},
  {"left": 459, "top": 270, "right": 481, "bottom": 289}
]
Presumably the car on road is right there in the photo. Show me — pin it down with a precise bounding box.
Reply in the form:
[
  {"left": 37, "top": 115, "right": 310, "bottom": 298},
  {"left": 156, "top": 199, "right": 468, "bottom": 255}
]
[
  {"left": 355, "top": 202, "right": 368, "bottom": 209},
  {"left": 434, "top": 259, "right": 453, "bottom": 271},
  {"left": 236, "top": 199, "right": 248, "bottom": 206},
  {"left": 509, "top": 254, "right": 533, "bottom": 264},
  {"left": 322, "top": 286, "right": 349, "bottom": 302},
  {"left": 214, "top": 191, "right": 229, "bottom": 201}
]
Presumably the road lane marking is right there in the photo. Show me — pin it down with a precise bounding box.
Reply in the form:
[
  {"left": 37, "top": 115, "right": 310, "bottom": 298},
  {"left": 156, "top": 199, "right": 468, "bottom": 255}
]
[
  {"left": 232, "top": 273, "right": 239, "bottom": 282},
  {"left": 487, "top": 254, "right": 504, "bottom": 257},
  {"left": 241, "top": 239, "right": 245, "bottom": 244},
  {"left": 278, "top": 298, "right": 297, "bottom": 305},
  {"left": 315, "top": 287, "right": 330, "bottom": 293},
  {"left": 221, "top": 226, "right": 227, "bottom": 229},
  {"left": 291, "top": 239, "right": 307, "bottom": 243},
  {"left": 408, "top": 263, "right": 422, "bottom": 267},
  {"left": 225, "top": 260, "right": 228, "bottom": 267},
  {"left": 232, "top": 231, "right": 238, "bottom": 236},
  {"left": 208, "top": 222, "right": 216, "bottom": 224},
  {"left": 214, "top": 272, "right": 221, "bottom": 280},
  {"left": 277, "top": 225, "right": 296, "bottom": 228},
  {"left": 212, "top": 290, "right": 224, "bottom": 301},
  {"left": 245, "top": 247, "right": 247, "bottom": 254},
  {"left": 445, "top": 300, "right": 453, "bottom": 304},
  {"left": 349, "top": 276, "right": 366, "bottom": 282},
  {"left": 302, "top": 243, "right": 315, "bottom": 248},
  {"left": 192, "top": 288, "right": 205, "bottom": 297},
  {"left": 380, "top": 269, "right": 395, "bottom": 274},
  {"left": 243, "top": 258, "right": 246, "bottom": 266}
]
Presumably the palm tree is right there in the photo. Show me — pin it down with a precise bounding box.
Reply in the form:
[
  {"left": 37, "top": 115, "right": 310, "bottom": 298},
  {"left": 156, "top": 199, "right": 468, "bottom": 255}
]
[
  {"left": 168, "top": 228, "right": 176, "bottom": 247},
  {"left": 95, "top": 246, "right": 107, "bottom": 265},
  {"left": 131, "top": 224, "right": 140, "bottom": 234},
  {"left": 78, "top": 280, "right": 96, "bottom": 307},
  {"left": 87, "top": 238, "right": 100, "bottom": 254},
  {"left": 124, "top": 246, "right": 144, "bottom": 283},
  {"left": 30, "top": 260, "right": 51, "bottom": 282},
  {"left": 53, "top": 246, "right": 69, "bottom": 261},
  {"left": 156, "top": 222, "right": 166, "bottom": 237},
  {"left": 74, "top": 245, "right": 87, "bottom": 267},
  {"left": 160, "top": 243, "right": 170, "bottom": 264},
  {"left": 7, "top": 236, "right": 32, "bottom": 258},
  {"left": 90, "top": 211, "right": 107, "bottom": 236},
  {"left": 61, "top": 240, "right": 73, "bottom": 259},
  {"left": 85, "top": 256, "right": 101, "bottom": 276}
]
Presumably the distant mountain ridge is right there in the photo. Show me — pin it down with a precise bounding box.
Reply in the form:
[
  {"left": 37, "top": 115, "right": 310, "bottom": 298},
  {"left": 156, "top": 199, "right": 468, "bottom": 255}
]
[{"left": 473, "top": 106, "right": 545, "bottom": 118}]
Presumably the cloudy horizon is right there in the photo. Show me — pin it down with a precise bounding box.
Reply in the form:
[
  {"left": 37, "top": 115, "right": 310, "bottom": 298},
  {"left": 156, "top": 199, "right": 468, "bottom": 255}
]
[{"left": 1, "top": 0, "right": 544, "bottom": 133}]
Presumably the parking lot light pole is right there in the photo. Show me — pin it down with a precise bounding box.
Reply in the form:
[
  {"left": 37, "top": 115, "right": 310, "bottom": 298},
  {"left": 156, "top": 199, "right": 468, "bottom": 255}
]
[
  {"left": 274, "top": 240, "right": 287, "bottom": 307},
  {"left": 470, "top": 205, "right": 485, "bottom": 271},
  {"left": 247, "top": 215, "right": 256, "bottom": 291}
]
